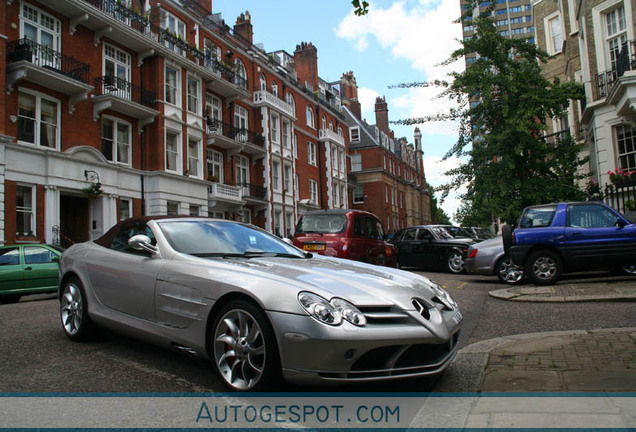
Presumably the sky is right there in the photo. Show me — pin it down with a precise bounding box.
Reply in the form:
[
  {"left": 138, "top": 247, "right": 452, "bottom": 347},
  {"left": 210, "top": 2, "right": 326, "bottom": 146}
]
[{"left": 213, "top": 0, "right": 466, "bottom": 222}]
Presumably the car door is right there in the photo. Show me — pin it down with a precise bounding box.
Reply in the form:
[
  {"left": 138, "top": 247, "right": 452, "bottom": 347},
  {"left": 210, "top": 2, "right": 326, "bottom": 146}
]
[
  {"left": 393, "top": 228, "right": 418, "bottom": 267},
  {"left": 0, "top": 247, "right": 23, "bottom": 292},
  {"left": 564, "top": 203, "right": 636, "bottom": 268},
  {"left": 22, "top": 245, "right": 60, "bottom": 292},
  {"left": 414, "top": 228, "right": 437, "bottom": 265},
  {"left": 85, "top": 222, "right": 163, "bottom": 321},
  {"left": 363, "top": 216, "right": 386, "bottom": 265}
]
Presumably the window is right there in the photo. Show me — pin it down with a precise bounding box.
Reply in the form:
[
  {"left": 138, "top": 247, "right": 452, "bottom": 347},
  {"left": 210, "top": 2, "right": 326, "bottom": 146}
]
[
  {"left": 351, "top": 154, "right": 362, "bottom": 172},
  {"left": 24, "top": 246, "right": 56, "bottom": 265},
  {"left": 20, "top": 3, "right": 60, "bottom": 67},
  {"left": 272, "top": 160, "right": 281, "bottom": 191},
  {"left": 187, "top": 76, "right": 200, "bottom": 114},
  {"left": 165, "top": 130, "right": 181, "bottom": 172},
  {"left": 545, "top": 13, "right": 563, "bottom": 54},
  {"left": 119, "top": 198, "right": 131, "bottom": 221},
  {"left": 207, "top": 149, "right": 223, "bottom": 182},
  {"left": 331, "top": 147, "right": 338, "bottom": 172},
  {"left": 167, "top": 201, "right": 179, "bottom": 215},
  {"left": 259, "top": 74, "right": 266, "bottom": 91},
  {"left": 17, "top": 185, "right": 35, "bottom": 237},
  {"left": 308, "top": 142, "right": 317, "bottom": 165},
  {"left": 282, "top": 119, "right": 290, "bottom": 148},
  {"left": 165, "top": 66, "right": 179, "bottom": 105},
  {"left": 284, "top": 164, "right": 291, "bottom": 192},
  {"left": 104, "top": 44, "right": 131, "bottom": 99},
  {"left": 615, "top": 124, "right": 636, "bottom": 171},
  {"left": 187, "top": 137, "right": 201, "bottom": 177},
  {"left": 270, "top": 113, "right": 279, "bottom": 143},
  {"left": 322, "top": 115, "right": 327, "bottom": 130},
  {"left": 235, "top": 155, "right": 250, "bottom": 187},
  {"left": 161, "top": 11, "right": 186, "bottom": 55},
  {"left": 102, "top": 117, "right": 131, "bottom": 165},
  {"left": 286, "top": 212, "right": 294, "bottom": 238},
  {"left": 309, "top": 180, "right": 318, "bottom": 204},
  {"left": 234, "top": 105, "right": 248, "bottom": 142},
  {"left": 605, "top": 5, "right": 627, "bottom": 74},
  {"left": 189, "top": 205, "right": 200, "bottom": 216},
  {"left": 271, "top": 80, "right": 278, "bottom": 97},
  {"left": 306, "top": 107, "right": 315, "bottom": 128},
  {"left": 350, "top": 126, "right": 360, "bottom": 142},
  {"left": 353, "top": 185, "right": 364, "bottom": 204},
  {"left": 286, "top": 93, "right": 296, "bottom": 116},
  {"left": 237, "top": 209, "right": 251, "bottom": 224},
  {"left": 274, "top": 210, "right": 283, "bottom": 237},
  {"left": 332, "top": 180, "right": 339, "bottom": 207},
  {"left": 205, "top": 94, "right": 222, "bottom": 132},
  {"left": 17, "top": 90, "right": 59, "bottom": 149},
  {"left": 567, "top": 204, "right": 618, "bottom": 228},
  {"left": 234, "top": 59, "right": 247, "bottom": 89}
]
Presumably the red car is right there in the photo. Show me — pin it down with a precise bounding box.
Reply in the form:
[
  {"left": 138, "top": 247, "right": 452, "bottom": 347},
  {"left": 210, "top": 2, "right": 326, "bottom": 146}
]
[{"left": 292, "top": 209, "right": 397, "bottom": 267}]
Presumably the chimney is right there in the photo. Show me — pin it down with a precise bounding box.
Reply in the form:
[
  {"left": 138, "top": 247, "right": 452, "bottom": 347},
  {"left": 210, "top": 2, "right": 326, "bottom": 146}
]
[
  {"left": 294, "top": 42, "right": 318, "bottom": 91},
  {"left": 233, "top": 11, "right": 253, "bottom": 44},
  {"left": 375, "top": 96, "right": 389, "bottom": 134},
  {"left": 340, "top": 71, "right": 362, "bottom": 120}
]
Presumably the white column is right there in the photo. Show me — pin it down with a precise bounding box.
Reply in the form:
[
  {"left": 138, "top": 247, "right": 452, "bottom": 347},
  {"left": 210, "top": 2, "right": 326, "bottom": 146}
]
[{"left": 44, "top": 185, "right": 60, "bottom": 244}]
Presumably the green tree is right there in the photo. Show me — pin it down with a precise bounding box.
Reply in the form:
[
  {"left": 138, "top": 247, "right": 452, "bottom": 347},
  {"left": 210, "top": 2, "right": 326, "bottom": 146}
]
[
  {"left": 428, "top": 182, "right": 451, "bottom": 225},
  {"left": 351, "top": 0, "right": 369, "bottom": 15},
  {"left": 392, "top": 1, "right": 588, "bottom": 224}
]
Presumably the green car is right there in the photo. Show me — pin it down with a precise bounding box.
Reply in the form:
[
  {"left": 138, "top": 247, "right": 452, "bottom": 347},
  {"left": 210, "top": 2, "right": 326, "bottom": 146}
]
[{"left": 0, "top": 244, "right": 63, "bottom": 304}]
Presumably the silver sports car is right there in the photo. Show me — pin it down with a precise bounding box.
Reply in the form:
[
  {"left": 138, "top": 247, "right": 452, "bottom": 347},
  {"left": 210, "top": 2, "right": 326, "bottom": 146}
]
[{"left": 59, "top": 217, "right": 462, "bottom": 391}]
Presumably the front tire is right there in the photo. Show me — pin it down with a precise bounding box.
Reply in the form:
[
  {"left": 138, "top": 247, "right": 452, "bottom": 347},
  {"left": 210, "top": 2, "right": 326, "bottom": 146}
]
[
  {"left": 211, "top": 300, "right": 280, "bottom": 392},
  {"left": 496, "top": 257, "right": 524, "bottom": 284},
  {"left": 525, "top": 250, "right": 562, "bottom": 286},
  {"left": 60, "top": 277, "right": 94, "bottom": 341},
  {"left": 446, "top": 250, "right": 465, "bottom": 274}
]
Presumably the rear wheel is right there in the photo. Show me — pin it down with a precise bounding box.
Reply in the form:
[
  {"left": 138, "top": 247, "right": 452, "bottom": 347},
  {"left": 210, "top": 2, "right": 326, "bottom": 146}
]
[
  {"left": 446, "top": 250, "right": 465, "bottom": 274},
  {"left": 60, "top": 277, "right": 94, "bottom": 341},
  {"left": 211, "top": 300, "right": 280, "bottom": 392},
  {"left": 525, "top": 250, "right": 562, "bottom": 286},
  {"left": 496, "top": 257, "right": 524, "bottom": 284}
]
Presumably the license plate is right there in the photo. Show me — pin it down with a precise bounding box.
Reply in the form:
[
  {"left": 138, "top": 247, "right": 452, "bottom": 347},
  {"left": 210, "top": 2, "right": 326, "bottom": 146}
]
[
  {"left": 452, "top": 311, "right": 463, "bottom": 324},
  {"left": 303, "top": 244, "right": 325, "bottom": 251}
]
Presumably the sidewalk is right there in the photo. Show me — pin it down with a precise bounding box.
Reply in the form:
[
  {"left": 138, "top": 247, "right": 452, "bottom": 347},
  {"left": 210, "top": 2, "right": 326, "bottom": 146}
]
[{"left": 436, "top": 276, "right": 636, "bottom": 393}]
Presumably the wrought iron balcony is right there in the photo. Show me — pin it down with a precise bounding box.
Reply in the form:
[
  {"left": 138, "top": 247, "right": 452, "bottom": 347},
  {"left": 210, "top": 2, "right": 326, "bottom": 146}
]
[
  {"left": 206, "top": 118, "right": 265, "bottom": 156},
  {"left": 94, "top": 75, "right": 155, "bottom": 107},
  {"left": 594, "top": 40, "right": 636, "bottom": 100},
  {"left": 240, "top": 183, "right": 268, "bottom": 202}
]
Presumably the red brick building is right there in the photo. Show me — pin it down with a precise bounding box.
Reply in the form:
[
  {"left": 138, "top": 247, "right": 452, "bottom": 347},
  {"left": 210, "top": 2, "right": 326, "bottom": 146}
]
[{"left": 0, "top": 0, "right": 353, "bottom": 245}]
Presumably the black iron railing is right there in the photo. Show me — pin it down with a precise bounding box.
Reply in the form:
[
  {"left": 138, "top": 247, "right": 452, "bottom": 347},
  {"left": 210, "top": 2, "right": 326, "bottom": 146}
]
[
  {"left": 206, "top": 118, "right": 263, "bottom": 146},
  {"left": 594, "top": 40, "right": 636, "bottom": 100},
  {"left": 241, "top": 183, "right": 268, "bottom": 200},
  {"left": 602, "top": 182, "right": 636, "bottom": 214},
  {"left": 7, "top": 38, "right": 90, "bottom": 84},
  {"left": 94, "top": 75, "right": 156, "bottom": 107}
]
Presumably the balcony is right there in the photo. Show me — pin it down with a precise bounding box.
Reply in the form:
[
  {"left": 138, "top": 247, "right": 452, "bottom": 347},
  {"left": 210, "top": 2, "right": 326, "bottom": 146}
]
[
  {"left": 253, "top": 91, "right": 296, "bottom": 118},
  {"left": 208, "top": 182, "right": 244, "bottom": 210},
  {"left": 240, "top": 183, "right": 269, "bottom": 208},
  {"left": 206, "top": 118, "right": 266, "bottom": 157},
  {"left": 318, "top": 128, "right": 345, "bottom": 147},
  {"left": 6, "top": 38, "right": 92, "bottom": 112},
  {"left": 92, "top": 76, "right": 158, "bottom": 132},
  {"left": 594, "top": 41, "right": 636, "bottom": 113},
  {"left": 205, "top": 58, "right": 251, "bottom": 101}
]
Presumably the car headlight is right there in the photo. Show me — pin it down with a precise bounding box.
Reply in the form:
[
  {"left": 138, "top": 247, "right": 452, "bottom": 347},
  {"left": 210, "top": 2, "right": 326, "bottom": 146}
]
[
  {"left": 298, "top": 292, "right": 366, "bottom": 327},
  {"left": 430, "top": 282, "right": 458, "bottom": 310}
]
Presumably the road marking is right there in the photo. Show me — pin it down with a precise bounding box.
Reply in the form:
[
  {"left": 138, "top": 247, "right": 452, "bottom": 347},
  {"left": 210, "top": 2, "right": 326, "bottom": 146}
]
[{"left": 455, "top": 282, "right": 468, "bottom": 290}]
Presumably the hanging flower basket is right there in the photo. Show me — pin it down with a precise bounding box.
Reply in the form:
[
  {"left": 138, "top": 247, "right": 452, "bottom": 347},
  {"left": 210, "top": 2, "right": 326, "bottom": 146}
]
[
  {"left": 608, "top": 168, "right": 636, "bottom": 185},
  {"left": 82, "top": 183, "right": 102, "bottom": 198}
]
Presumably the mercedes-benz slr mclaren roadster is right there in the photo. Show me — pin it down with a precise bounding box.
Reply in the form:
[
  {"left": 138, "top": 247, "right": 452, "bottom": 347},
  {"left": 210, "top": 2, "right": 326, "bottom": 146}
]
[{"left": 58, "top": 216, "right": 462, "bottom": 391}]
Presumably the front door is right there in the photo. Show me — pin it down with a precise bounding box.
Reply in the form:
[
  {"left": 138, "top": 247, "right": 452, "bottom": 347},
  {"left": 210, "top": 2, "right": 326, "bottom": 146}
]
[{"left": 60, "top": 195, "right": 89, "bottom": 246}]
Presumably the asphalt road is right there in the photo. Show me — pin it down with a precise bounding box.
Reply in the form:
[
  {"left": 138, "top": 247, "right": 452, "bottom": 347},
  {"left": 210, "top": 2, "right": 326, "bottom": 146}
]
[{"left": 1, "top": 270, "right": 635, "bottom": 393}]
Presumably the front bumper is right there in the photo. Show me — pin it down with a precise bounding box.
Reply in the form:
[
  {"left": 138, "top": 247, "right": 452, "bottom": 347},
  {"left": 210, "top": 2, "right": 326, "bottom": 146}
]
[{"left": 268, "top": 309, "right": 461, "bottom": 385}]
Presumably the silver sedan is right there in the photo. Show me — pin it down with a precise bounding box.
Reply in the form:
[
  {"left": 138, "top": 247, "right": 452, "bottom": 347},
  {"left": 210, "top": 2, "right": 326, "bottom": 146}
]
[
  {"left": 58, "top": 217, "right": 462, "bottom": 391},
  {"left": 465, "top": 236, "right": 524, "bottom": 284}
]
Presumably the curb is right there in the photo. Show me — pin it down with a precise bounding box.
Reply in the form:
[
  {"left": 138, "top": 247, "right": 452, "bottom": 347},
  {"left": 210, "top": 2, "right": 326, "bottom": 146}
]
[{"left": 489, "top": 288, "right": 636, "bottom": 302}]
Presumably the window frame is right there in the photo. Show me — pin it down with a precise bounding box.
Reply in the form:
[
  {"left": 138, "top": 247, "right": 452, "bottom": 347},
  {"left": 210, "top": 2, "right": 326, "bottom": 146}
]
[
  {"left": 17, "top": 89, "right": 61, "bottom": 150},
  {"left": 16, "top": 184, "right": 36, "bottom": 237}
]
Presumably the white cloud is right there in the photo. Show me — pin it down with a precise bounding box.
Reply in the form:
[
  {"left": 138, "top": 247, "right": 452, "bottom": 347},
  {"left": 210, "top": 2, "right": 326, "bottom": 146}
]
[
  {"left": 357, "top": 86, "right": 381, "bottom": 124},
  {"left": 424, "top": 155, "right": 466, "bottom": 223}
]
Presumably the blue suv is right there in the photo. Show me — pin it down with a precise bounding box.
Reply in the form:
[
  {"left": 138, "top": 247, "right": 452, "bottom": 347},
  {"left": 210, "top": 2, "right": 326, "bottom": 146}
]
[{"left": 503, "top": 202, "right": 636, "bottom": 285}]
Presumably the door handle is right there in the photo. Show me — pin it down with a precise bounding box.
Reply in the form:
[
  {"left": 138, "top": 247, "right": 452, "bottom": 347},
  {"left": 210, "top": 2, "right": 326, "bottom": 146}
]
[{"left": 24, "top": 266, "right": 32, "bottom": 271}]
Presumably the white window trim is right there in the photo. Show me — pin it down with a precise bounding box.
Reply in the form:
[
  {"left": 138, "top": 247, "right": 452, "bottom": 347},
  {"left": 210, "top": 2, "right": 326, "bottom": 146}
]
[
  {"left": 165, "top": 65, "right": 180, "bottom": 107},
  {"left": 309, "top": 179, "right": 318, "bottom": 205},
  {"left": 165, "top": 128, "right": 182, "bottom": 174},
  {"left": 102, "top": 115, "right": 132, "bottom": 166},
  {"left": 16, "top": 184, "right": 36, "bottom": 237},
  {"left": 544, "top": 11, "right": 564, "bottom": 55},
  {"left": 592, "top": 0, "right": 634, "bottom": 73},
  {"left": 187, "top": 74, "right": 201, "bottom": 115},
  {"left": 187, "top": 135, "right": 202, "bottom": 179},
  {"left": 308, "top": 142, "right": 317, "bottom": 166},
  {"left": 17, "top": 88, "right": 61, "bottom": 151}
]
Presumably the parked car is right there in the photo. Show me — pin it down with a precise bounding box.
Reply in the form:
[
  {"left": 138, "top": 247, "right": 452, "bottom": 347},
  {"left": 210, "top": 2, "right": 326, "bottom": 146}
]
[
  {"left": 504, "top": 201, "right": 636, "bottom": 285},
  {"left": 0, "top": 243, "right": 63, "bottom": 304},
  {"left": 465, "top": 236, "right": 524, "bottom": 284},
  {"left": 464, "top": 226, "right": 496, "bottom": 242},
  {"left": 58, "top": 216, "right": 462, "bottom": 391},
  {"left": 292, "top": 209, "right": 397, "bottom": 267},
  {"left": 390, "top": 225, "right": 476, "bottom": 273}
]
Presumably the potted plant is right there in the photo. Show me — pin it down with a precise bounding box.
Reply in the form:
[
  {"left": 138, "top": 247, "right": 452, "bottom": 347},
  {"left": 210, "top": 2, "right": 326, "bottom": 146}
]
[{"left": 82, "top": 183, "right": 102, "bottom": 198}]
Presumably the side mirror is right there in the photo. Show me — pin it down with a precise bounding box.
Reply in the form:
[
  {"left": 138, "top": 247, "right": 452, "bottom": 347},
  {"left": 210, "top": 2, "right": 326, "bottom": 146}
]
[
  {"left": 616, "top": 218, "right": 627, "bottom": 228},
  {"left": 282, "top": 237, "right": 294, "bottom": 246},
  {"left": 129, "top": 234, "right": 159, "bottom": 254}
]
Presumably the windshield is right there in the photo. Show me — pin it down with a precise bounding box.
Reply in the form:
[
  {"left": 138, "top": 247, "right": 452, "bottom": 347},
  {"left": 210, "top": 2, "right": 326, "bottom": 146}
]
[
  {"left": 157, "top": 220, "right": 306, "bottom": 258},
  {"left": 296, "top": 214, "right": 347, "bottom": 234},
  {"left": 431, "top": 226, "right": 473, "bottom": 239}
]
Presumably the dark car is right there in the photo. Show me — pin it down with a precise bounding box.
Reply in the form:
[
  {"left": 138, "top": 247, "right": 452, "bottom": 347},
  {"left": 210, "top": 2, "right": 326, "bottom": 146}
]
[
  {"left": 292, "top": 209, "right": 397, "bottom": 267},
  {"left": 390, "top": 225, "right": 476, "bottom": 273},
  {"left": 0, "top": 243, "right": 63, "bottom": 303},
  {"left": 504, "top": 202, "right": 636, "bottom": 285},
  {"left": 464, "top": 226, "right": 496, "bottom": 242}
]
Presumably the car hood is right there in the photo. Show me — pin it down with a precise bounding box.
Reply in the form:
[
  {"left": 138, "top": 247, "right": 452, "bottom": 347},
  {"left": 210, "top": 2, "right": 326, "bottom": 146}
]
[
  {"left": 171, "top": 253, "right": 445, "bottom": 311},
  {"left": 470, "top": 235, "right": 503, "bottom": 250}
]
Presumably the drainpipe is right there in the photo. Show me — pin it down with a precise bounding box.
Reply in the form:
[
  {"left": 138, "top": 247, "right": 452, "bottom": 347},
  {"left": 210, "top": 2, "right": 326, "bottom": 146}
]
[{"left": 140, "top": 61, "right": 146, "bottom": 216}]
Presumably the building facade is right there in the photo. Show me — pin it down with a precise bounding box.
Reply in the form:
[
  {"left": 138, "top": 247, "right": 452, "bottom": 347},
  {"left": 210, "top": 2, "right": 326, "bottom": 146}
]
[
  {"left": 340, "top": 72, "right": 431, "bottom": 233},
  {"left": 0, "top": 0, "right": 359, "bottom": 246}
]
